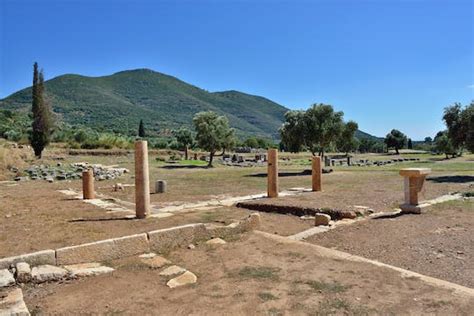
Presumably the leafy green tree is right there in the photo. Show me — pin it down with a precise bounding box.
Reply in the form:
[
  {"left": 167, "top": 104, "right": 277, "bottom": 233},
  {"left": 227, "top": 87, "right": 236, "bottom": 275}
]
[
  {"left": 193, "top": 111, "right": 235, "bottom": 167},
  {"left": 337, "top": 120, "right": 359, "bottom": 155},
  {"left": 434, "top": 131, "right": 456, "bottom": 158},
  {"left": 138, "top": 119, "right": 145, "bottom": 137},
  {"left": 384, "top": 129, "right": 407, "bottom": 155},
  {"left": 280, "top": 111, "right": 305, "bottom": 153},
  {"left": 30, "top": 63, "right": 53, "bottom": 158},
  {"left": 303, "top": 104, "right": 344, "bottom": 157},
  {"left": 244, "top": 137, "right": 259, "bottom": 149},
  {"left": 407, "top": 138, "right": 413, "bottom": 149},
  {"left": 424, "top": 137, "right": 432, "bottom": 143},
  {"left": 461, "top": 102, "right": 474, "bottom": 152},
  {"left": 174, "top": 128, "right": 193, "bottom": 160}
]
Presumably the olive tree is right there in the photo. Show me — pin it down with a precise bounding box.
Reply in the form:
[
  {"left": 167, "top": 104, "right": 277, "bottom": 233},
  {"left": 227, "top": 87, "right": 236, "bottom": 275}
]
[
  {"left": 174, "top": 128, "right": 193, "bottom": 160},
  {"left": 193, "top": 111, "right": 235, "bottom": 167},
  {"left": 384, "top": 129, "right": 407, "bottom": 154}
]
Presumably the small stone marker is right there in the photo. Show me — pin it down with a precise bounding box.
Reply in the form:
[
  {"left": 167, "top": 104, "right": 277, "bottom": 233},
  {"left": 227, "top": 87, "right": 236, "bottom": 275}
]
[
  {"left": 82, "top": 169, "right": 95, "bottom": 199},
  {"left": 159, "top": 265, "right": 186, "bottom": 276},
  {"left": 267, "top": 149, "right": 279, "bottom": 198},
  {"left": 314, "top": 213, "right": 331, "bottom": 226},
  {"left": 155, "top": 180, "right": 167, "bottom": 193},
  {"left": 31, "top": 265, "right": 69, "bottom": 283},
  {"left": 399, "top": 168, "right": 431, "bottom": 214},
  {"left": 167, "top": 271, "right": 197, "bottom": 288},
  {"left": 0, "top": 269, "right": 15, "bottom": 287},
  {"left": 312, "top": 156, "right": 322, "bottom": 192},
  {"left": 135, "top": 140, "right": 151, "bottom": 219},
  {"left": 15, "top": 262, "right": 32, "bottom": 283}
]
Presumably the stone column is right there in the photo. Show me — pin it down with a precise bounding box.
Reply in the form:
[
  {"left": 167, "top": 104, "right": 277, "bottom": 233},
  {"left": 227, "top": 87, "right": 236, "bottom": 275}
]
[
  {"left": 82, "top": 169, "right": 95, "bottom": 199},
  {"left": 267, "top": 149, "right": 279, "bottom": 198},
  {"left": 399, "top": 168, "right": 431, "bottom": 214},
  {"left": 135, "top": 140, "right": 150, "bottom": 219},
  {"left": 312, "top": 156, "right": 322, "bottom": 192}
]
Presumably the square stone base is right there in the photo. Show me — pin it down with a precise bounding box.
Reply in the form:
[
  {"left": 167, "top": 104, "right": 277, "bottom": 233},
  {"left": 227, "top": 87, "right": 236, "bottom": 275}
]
[{"left": 399, "top": 203, "right": 430, "bottom": 214}]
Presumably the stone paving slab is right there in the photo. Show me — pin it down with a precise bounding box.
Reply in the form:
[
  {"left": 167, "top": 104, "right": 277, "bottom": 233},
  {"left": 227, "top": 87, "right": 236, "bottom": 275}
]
[
  {"left": 0, "top": 288, "right": 29, "bottom": 315},
  {"left": 31, "top": 265, "right": 69, "bottom": 283},
  {"left": 64, "top": 263, "right": 114, "bottom": 277}
]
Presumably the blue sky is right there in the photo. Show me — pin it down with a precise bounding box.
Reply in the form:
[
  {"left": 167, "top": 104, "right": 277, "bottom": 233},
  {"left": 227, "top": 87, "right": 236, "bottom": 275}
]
[{"left": 1, "top": 0, "right": 473, "bottom": 139}]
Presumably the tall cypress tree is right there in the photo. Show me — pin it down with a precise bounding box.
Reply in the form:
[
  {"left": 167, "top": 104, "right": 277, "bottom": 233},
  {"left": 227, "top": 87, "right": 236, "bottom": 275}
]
[
  {"left": 30, "top": 62, "right": 52, "bottom": 158},
  {"left": 138, "top": 119, "right": 145, "bottom": 137}
]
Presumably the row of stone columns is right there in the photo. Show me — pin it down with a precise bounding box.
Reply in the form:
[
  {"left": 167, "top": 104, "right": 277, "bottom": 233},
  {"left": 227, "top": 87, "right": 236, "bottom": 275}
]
[{"left": 267, "top": 148, "right": 322, "bottom": 198}]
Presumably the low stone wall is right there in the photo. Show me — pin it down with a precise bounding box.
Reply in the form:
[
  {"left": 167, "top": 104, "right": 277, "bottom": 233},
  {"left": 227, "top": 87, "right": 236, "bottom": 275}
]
[{"left": 0, "top": 214, "right": 261, "bottom": 268}]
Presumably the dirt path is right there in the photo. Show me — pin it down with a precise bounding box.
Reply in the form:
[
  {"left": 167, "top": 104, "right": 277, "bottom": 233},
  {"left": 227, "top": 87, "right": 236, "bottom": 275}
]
[
  {"left": 307, "top": 199, "right": 474, "bottom": 288},
  {"left": 23, "top": 232, "right": 473, "bottom": 315}
]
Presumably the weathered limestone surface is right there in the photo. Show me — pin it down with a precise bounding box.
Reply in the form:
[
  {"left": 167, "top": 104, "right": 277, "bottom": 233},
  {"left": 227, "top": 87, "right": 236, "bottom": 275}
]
[
  {"left": 64, "top": 262, "right": 114, "bottom": 277},
  {"left": 399, "top": 168, "right": 431, "bottom": 214},
  {"left": 135, "top": 140, "right": 150, "bottom": 218},
  {"left": 314, "top": 213, "right": 331, "bottom": 226},
  {"left": 31, "top": 265, "right": 68, "bottom": 283},
  {"left": 205, "top": 213, "right": 261, "bottom": 239},
  {"left": 0, "top": 269, "right": 15, "bottom": 288},
  {"left": 56, "top": 233, "right": 149, "bottom": 265},
  {"left": 206, "top": 238, "right": 227, "bottom": 245},
  {"left": 159, "top": 265, "right": 186, "bottom": 276},
  {"left": 167, "top": 271, "right": 197, "bottom": 288},
  {"left": 148, "top": 224, "right": 208, "bottom": 253},
  {"left": 0, "top": 250, "right": 56, "bottom": 269},
  {"left": 0, "top": 288, "right": 30, "bottom": 315},
  {"left": 15, "top": 262, "right": 31, "bottom": 283}
]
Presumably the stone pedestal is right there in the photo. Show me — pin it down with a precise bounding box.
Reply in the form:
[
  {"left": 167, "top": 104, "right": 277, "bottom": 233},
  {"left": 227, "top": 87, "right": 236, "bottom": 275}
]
[
  {"left": 399, "top": 168, "right": 431, "bottom": 214},
  {"left": 155, "top": 180, "right": 167, "bottom": 193},
  {"left": 312, "top": 156, "right": 322, "bottom": 192},
  {"left": 135, "top": 140, "right": 150, "bottom": 219},
  {"left": 82, "top": 169, "right": 95, "bottom": 199},
  {"left": 267, "top": 149, "right": 279, "bottom": 198}
]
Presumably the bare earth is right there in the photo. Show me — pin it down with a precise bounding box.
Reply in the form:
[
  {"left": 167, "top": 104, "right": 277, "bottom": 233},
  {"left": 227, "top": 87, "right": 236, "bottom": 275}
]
[
  {"left": 22, "top": 232, "right": 474, "bottom": 315},
  {"left": 307, "top": 199, "right": 474, "bottom": 288}
]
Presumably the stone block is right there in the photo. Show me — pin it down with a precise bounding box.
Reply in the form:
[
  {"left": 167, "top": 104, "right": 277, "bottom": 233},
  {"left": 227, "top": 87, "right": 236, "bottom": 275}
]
[
  {"left": 31, "top": 265, "right": 69, "bottom": 283},
  {"left": 56, "top": 233, "right": 149, "bottom": 265},
  {"left": 0, "top": 269, "right": 15, "bottom": 287},
  {"left": 64, "top": 262, "right": 114, "bottom": 277},
  {"left": 15, "top": 262, "right": 31, "bottom": 283},
  {"left": 0, "top": 249, "right": 56, "bottom": 269},
  {"left": 159, "top": 265, "right": 186, "bottom": 276},
  {"left": 314, "top": 213, "right": 331, "bottom": 226},
  {"left": 148, "top": 224, "right": 208, "bottom": 253},
  {"left": 0, "top": 288, "right": 29, "bottom": 315},
  {"left": 167, "top": 271, "right": 197, "bottom": 288}
]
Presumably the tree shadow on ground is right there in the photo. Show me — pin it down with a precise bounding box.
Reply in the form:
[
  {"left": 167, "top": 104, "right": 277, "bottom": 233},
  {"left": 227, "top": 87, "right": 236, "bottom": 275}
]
[
  {"left": 69, "top": 216, "right": 136, "bottom": 222},
  {"left": 160, "top": 165, "right": 209, "bottom": 169},
  {"left": 427, "top": 175, "right": 474, "bottom": 183},
  {"left": 246, "top": 170, "right": 312, "bottom": 178}
]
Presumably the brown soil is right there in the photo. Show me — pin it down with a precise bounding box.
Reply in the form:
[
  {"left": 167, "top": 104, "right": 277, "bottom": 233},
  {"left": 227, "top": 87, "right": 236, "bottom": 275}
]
[
  {"left": 0, "top": 181, "right": 310, "bottom": 258},
  {"left": 23, "top": 232, "right": 473, "bottom": 315},
  {"left": 306, "top": 199, "right": 474, "bottom": 288}
]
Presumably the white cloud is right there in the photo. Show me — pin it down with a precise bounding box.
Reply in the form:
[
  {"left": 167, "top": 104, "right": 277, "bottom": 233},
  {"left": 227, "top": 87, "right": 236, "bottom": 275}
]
[{"left": 468, "top": 84, "right": 474, "bottom": 89}]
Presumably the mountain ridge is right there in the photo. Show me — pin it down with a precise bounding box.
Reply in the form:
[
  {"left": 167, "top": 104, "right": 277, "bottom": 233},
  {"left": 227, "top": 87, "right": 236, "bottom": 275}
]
[{"left": 0, "top": 68, "right": 380, "bottom": 141}]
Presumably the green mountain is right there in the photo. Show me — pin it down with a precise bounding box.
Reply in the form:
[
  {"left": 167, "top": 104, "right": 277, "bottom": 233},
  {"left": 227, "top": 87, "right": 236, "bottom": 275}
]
[
  {"left": 0, "top": 69, "right": 288, "bottom": 139},
  {"left": 0, "top": 68, "right": 381, "bottom": 141}
]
